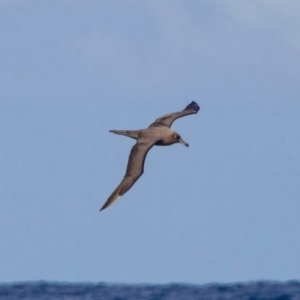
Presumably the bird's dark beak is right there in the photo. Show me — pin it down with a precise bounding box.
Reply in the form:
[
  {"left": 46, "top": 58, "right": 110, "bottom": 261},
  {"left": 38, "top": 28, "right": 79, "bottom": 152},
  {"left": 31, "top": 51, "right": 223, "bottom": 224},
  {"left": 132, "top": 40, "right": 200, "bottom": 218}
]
[{"left": 179, "top": 137, "right": 189, "bottom": 147}]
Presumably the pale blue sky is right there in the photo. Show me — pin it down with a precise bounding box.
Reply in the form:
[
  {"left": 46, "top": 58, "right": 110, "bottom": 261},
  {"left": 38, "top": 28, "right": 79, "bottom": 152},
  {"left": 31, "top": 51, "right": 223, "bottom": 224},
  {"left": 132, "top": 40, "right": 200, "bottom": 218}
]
[{"left": 1, "top": 0, "right": 300, "bottom": 284}]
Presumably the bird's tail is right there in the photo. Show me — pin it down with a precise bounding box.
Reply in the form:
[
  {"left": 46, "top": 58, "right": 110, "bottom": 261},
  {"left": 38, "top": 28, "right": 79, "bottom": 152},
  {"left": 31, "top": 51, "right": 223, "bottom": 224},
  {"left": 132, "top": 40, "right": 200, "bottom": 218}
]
[{"left": 109, "top": 130, "right": 139, "bottom": 140}]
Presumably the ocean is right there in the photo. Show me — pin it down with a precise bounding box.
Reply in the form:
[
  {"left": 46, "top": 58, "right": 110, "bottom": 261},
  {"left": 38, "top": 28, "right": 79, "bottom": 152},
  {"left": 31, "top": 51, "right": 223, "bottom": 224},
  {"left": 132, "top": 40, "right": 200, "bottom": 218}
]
[{"left": 0, "top": 281, "right": 299, "bottom": 300}]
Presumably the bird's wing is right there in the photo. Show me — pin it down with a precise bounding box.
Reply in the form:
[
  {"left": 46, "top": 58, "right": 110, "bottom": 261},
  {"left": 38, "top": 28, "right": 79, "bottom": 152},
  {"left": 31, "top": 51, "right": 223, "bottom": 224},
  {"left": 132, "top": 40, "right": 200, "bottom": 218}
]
[
  {"left": 150, "top": 101, "right": 200, "bottom": 128},
  {"left": 100, "top": 139, "right": 155, "bottom": 211}
]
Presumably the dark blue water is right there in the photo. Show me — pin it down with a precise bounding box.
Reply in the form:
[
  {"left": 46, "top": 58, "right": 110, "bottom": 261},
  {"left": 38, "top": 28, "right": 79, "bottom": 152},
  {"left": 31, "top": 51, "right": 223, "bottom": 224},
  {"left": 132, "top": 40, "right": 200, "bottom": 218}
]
[{"left": 0, "top": 281, "right": 300, "bottom": 299}]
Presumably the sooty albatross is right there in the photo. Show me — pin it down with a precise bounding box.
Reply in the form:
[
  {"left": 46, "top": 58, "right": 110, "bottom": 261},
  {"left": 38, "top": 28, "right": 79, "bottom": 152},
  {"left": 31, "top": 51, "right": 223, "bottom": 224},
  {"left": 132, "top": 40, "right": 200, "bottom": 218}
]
[{"left": 100, "top": 101, "right": 200, "bottom": 211}]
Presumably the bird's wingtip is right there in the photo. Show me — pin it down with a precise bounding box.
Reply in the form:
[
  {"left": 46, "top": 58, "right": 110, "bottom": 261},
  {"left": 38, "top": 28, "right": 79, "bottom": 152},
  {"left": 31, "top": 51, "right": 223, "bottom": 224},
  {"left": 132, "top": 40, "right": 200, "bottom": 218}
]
[
  {"left": 99, "top": 202, "right": 109, "bottom": 212},
  {"left": 185, "top": 101, "right": 200, "bottom": 112},
  {"left": 99, "top": 194, "right": 122, "bottom": 212}
]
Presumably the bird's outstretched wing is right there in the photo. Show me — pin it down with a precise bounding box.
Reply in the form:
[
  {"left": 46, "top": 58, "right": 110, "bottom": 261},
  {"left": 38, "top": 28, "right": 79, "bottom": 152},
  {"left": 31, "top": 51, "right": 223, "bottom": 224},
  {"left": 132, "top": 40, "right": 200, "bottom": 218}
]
[
  {"left": 150, "top": 101, "right": 200, "bottom": 128},
  {"left": 100, "top": 139, "right": 155, "bottom": 211}
]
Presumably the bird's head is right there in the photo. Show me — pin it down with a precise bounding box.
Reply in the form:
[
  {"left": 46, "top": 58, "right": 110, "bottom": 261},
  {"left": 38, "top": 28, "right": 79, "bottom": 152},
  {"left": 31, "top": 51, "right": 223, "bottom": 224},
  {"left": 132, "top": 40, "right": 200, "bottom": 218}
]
[{"left": 168, "top": 131, "right": 189, "bottom": 147}]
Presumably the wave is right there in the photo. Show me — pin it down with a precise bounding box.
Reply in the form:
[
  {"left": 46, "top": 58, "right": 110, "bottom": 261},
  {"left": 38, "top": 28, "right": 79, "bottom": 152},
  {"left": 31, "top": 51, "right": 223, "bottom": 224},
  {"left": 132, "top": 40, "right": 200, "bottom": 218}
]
[{"left": 0, "top": 281, "right": 299, "bottom": 299}]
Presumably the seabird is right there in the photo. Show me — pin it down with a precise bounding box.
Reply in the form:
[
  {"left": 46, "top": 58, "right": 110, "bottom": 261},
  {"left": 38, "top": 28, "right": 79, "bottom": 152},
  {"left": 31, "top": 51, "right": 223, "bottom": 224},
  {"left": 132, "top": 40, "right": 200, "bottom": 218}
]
[{"left": 100, "top": 101, "right": 200, "bottom": 211}]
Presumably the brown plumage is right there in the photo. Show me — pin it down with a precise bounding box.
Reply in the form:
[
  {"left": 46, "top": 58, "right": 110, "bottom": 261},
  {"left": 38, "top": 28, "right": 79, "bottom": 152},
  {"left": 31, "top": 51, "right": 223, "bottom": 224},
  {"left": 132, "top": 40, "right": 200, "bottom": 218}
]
[{"left": 100, "top": 101, "right": 200, "bottom": 211}]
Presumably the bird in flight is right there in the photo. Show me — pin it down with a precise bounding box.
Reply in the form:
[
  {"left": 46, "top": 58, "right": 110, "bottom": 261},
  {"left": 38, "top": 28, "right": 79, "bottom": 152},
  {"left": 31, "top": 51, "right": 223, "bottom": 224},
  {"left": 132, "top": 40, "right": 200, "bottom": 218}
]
[{"left": 100, "top": 101, "right": 200, "bottom": 211}]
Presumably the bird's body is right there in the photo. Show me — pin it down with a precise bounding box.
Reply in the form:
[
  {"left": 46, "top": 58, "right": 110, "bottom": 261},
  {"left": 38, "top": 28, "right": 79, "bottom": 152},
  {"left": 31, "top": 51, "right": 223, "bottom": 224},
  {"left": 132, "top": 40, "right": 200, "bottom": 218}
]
[{"left": 100, "top": 101, "right": 200, "bottom": 211}]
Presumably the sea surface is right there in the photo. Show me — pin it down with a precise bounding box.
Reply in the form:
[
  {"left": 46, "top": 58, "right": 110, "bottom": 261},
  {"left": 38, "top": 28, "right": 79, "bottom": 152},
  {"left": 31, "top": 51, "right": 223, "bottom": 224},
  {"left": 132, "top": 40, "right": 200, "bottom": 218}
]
[{"left": 0, "top": 281, "right": 300, "bottom": 300}]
